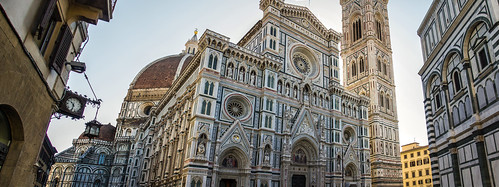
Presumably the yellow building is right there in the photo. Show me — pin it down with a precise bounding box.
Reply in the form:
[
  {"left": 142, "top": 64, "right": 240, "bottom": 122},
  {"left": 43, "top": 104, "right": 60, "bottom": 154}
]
[{"left": 401, "top": 142, "right": 432, "bottom": 187}]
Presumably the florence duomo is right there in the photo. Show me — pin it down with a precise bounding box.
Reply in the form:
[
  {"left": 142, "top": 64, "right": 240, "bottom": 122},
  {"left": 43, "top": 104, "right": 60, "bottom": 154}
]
[
  {"left": 5, "top": 0, "right": 499, "bottom": 186},
  {"left": 43, "top": 0, "right": 404, "bottom": 186}
]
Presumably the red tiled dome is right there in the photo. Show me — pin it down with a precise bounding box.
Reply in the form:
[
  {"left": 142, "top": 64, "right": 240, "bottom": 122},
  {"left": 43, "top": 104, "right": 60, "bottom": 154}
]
[
  {"left": 131, "top": 54, "right": 193, "bottom": 89},
  {"left": 78, "top": 124, "right": 116, "bottom": 142}
]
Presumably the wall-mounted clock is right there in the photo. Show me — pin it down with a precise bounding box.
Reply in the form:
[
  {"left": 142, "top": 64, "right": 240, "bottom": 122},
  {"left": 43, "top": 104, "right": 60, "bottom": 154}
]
[{"left": 58, "top": 90, "right": 87, "bottom": 119}]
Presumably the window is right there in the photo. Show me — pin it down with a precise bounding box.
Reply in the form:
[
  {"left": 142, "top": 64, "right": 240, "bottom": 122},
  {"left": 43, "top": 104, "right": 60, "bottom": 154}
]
[
  {"left": 412, "top": 171, "right": 415, "bottom": 178},
  {"left": 405, "top": 172, "right": 409, "bottom": 179},
  {"left": 412, "top": 181, "right": 416, "bottom": 185},
  {"left": 410, "top": 161, "right": 415, "bottom": 167},
  {"left": 383, "top": 63, "right": 387, "bottom": 75},
  {"left": 264, "top": 115, "right": 272, "bottom": 128},
  {"left": 377, "top": 60, "right": 382, "bottom": 72},
  {"left": 379, "top": 93, "right": 384, "bottom": 108},
  {"left": 267, "top": 74, "right": 275, "bottom": 88},
  {"left": 351, "top": 62, "right": 357, "bottom": 77},
  {"left": 453, "top": 71, "right": 462, "bottom": 92},
  {"left": 419, "top": 170, "right": 422, "bottom": 176},
  {"left": 424, "top": 150, "right": 428, "bottom": 155},
  {"left": 404, "top": 162, "right": 408, "bottom": 168},
  {"left": 435, "top": 92, "right": 442, "bottom": 108},
  {"left": 404, "top": 155, "right": 407, "bottom": 159},
  {"left": 352, "top": 18, "right": 362, "bottom": 42},
  {"left": 265, "top": 99, "right": 273, "bottom": 112},
  {"left": 359, "top": 58, "right": 365, "bottom": 73},
  {"left": 426, "top": 169, "right": 430, "bottom": 175},
  {"left": 477, "top": 48, "right": 489, "bottom": 70},
  {"left": 203, "top": 81, "right": 215, "bottom": 96},
  {"left": 405, "top": 182, "right": 409, "bottom": 187},
  {"left": 201, "top": 100, "right": 211, "bottom": 115},
  {"left": 376, "top": 19, "right": 383, "bottom": 41},
  {"left": 208, "top": 54, "right": 218, "bottom": 69},
  {"left": 417, "top": 151, "right": 421, "bottom": 156},
  {"left": 98, "top": 153, "right": 106, "bottom": 165}
]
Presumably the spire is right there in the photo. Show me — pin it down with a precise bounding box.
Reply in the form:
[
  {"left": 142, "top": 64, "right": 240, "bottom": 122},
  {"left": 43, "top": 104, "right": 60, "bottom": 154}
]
[{"left": 184, "top": 29, "right": 199, "bottom": 55}]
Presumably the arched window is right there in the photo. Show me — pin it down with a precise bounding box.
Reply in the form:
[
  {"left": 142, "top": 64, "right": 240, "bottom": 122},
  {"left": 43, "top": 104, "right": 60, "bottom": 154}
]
[
  {"left": 383, "top": 63, "right": 387, "bottom": 75},
  {"left": 352, "top": 62, "right": 357, "bottom": 77},
  {"left": 376, "top": 19, "right": 383, "bottom": 41},
  {"left": 453, "top": 71, "right": 462, "bottom": 92},
  {"left": 201, "top": 101, "right": 207, "bottom": 114},
  {"left": 359, "top": 58, "right": 365, "bottom": 73},
  {"left": 352, "top": 17, "right": 362, "bottom": 42},
  {"left": 379, "top": 93, "right": 384, "bottom": 107},
  {"left": 386, "top": 95, "right": 390, "bottom": 110},
  {"left": 206, "top": 102, "right": 212, "bottom": 115},
  {"left": 377, "top": 59, "right": 382, "bottom": 72},
  {"left": 204, "top": 81, "right": 210, "bottom": 95},
  {"left": 98, "top": 153, "right": 106, "bottom": 165},
  {"left": 208, "top": 54, "right": 215, "bottom": 69}
]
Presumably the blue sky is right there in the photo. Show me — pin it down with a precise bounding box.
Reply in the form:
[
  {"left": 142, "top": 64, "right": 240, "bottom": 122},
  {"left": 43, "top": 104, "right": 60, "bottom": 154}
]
[{"left": 48, "top": 0, "right": 433, "bottom": 152}]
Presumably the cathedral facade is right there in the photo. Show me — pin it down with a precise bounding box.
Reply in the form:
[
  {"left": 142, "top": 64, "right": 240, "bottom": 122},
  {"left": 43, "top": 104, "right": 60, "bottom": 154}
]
[{"left": 47, "top": 0, "right": 403, "bottom": 186}]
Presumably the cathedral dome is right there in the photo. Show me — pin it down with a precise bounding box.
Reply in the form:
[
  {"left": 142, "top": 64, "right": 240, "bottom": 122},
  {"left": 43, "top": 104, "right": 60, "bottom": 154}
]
[
  {"left": 130, "top": 54, "right": 193, "bottom": 89},
  {"left": 78, "top": 124, "right": 116, "bottom": 142}
]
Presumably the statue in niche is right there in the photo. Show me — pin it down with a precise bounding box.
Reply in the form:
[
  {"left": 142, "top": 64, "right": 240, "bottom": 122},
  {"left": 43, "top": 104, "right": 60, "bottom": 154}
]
[
  {"left": 285, "top": 84, "right": 290, "bottom": 96},
  {"left": 197, "top": 134, "right": 207, "bottom": 156},
  {"left": 227, "top": 63, "right": 234, "bottom": 78},
  {"left": 250, "top": 71, "right": 256, "bottom": 85},
  {"left": 239, "top": 68, "right": 245, "bottom": 82},
  {"left": 222, "top": 155, "right": 238, "bottom": 168},
  {"left": 197, "top": 143, "right": 205, "bottom": 156},
  {"left": 264, "top": 151, "right": 270, "bottom": 164}
]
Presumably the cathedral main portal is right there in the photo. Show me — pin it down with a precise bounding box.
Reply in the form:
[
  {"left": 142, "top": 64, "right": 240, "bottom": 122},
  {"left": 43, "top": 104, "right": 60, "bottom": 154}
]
[{"left": 291, "top": 175, "right": 306, "bottom": 187}]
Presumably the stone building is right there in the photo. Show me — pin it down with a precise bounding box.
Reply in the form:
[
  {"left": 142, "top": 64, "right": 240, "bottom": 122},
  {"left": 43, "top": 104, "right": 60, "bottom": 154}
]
[
  {"left": 339, "top": 0, "right": 403, "bottom": 185},
  {"left": 46, "top": 122, "right": 116, "bottom": 186},
  {"left": 400, "top": 142, "right": 432, "bottom": 187},
  {"left": 418, "top": 0, "right": 499, "bottom": 186},
  {"left": 111, "top": 0, "right": 402, "bottom": 186},
  {"left": 0, "top": 0, "right": 114, "bottom": 186}
]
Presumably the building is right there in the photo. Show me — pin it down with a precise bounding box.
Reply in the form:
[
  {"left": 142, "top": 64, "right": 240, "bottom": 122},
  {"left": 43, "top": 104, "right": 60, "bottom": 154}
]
[
  {"left": 400, "top": 142, "right": 432, "bottom": 187},
  {"left": 46, "top": 0, "right": 405, "bottom": 186},
  {"left": 339, "top": 0, "right": 403, "bottom": 185},
  {"left": 46, "top": 122, "right": 116, "bottom": 186},
  {"left": 113, "top": 0, "right": 402, "bottom": 186},
  {"left": 0, "top": 0, "right": 115, "bottom": 186},
  {"left": 417, "top": 0, "right": 499, "bottom": 186},
  {"left": 34, "top": 135, "right": 58, "bottom": 187}
]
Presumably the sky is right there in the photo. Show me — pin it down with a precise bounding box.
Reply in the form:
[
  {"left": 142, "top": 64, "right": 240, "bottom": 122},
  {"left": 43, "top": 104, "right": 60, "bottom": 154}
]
[{"left": 47, "top": 0, "right": 434, "bottom": 152}]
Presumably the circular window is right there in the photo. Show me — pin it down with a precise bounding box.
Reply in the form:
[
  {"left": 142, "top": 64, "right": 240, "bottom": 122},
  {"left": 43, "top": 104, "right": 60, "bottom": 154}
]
[
  {"left": 293, "top": 54, "right": 311, "bottom": 75},
  {"left": 290, "top": 45, "right": 319, "bottom": 78},
  {"left": 224, "top": 94, "right": 252, "bottom": 120},
  {"left": 227, "top": 100, "right": 244, "bottom": 117}
]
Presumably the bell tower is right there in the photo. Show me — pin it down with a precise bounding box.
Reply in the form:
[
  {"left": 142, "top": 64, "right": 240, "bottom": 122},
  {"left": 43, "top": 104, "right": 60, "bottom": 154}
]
[{"left": 340, "top": 0, "right": 402, "bottom": 186}]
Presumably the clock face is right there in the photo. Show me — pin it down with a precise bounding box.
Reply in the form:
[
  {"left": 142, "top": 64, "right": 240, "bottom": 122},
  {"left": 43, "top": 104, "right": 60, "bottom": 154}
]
[
  {"left": 66, "top": 98, "right": 82, "bottom": 112},
  {"left": 293, "top": 54, "right": 311, "bottom": 75}
]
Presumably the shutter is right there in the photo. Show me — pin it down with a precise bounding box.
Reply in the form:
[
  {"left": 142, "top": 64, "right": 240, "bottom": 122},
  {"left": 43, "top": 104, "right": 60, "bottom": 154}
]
[
  {"left": 49, "top": 24, "right": 73, "bottom": 74},
  {"left": 37, "top": 0, "right": 57, "bottom": 39}
]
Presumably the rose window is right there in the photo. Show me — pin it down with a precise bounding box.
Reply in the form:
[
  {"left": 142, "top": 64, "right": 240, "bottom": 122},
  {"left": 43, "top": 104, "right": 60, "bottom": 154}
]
[
  {"left": 293, "top": 54, "right": 311, "bottom": 75},
  {"left": 227, "top": 100, "right": 244, "bottom": 117},
  {"left": 224, "top": 94, "right": 251, "bottom": 120}
]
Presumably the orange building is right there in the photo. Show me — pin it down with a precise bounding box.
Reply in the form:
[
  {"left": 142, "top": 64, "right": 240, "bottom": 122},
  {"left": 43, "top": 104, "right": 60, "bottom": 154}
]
[{"left": 401, "top": 142, "right": 432, "bottom": 187}]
